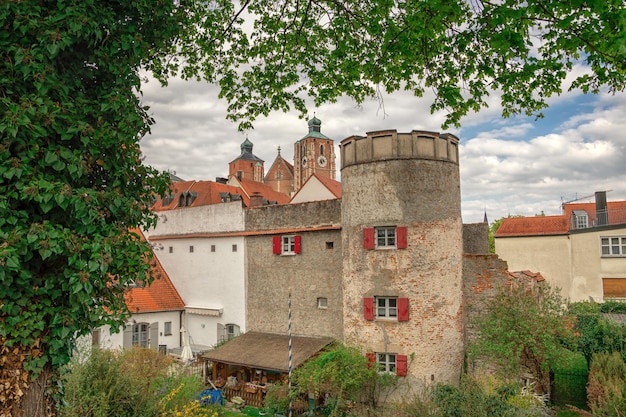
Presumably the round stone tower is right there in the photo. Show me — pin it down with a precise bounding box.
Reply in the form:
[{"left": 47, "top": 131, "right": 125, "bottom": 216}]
[{"left": 340, "top": 129, "right": 463, "bottom": 394}]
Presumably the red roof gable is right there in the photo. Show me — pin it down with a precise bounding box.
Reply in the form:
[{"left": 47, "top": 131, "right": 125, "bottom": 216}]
[
  {"left": 495, "top": 216, "right": 569, "bottom": 237},
  {"left": 124, "top": 231, "right": 185, "bottom": 313}
]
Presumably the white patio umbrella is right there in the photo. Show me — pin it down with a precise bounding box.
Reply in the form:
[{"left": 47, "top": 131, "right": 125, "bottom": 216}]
[{"left": 180, "top": 326, "right": 193, "bottom": 362}]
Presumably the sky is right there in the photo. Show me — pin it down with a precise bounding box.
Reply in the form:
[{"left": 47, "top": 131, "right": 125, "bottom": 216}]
[{"left": 139, "top": 70, "right": 626, "bottom": 224}]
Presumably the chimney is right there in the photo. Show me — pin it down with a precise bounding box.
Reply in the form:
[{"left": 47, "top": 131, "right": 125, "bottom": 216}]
[
  {"left": 250, "top": 192, "right": 263, "bottom": 207},
  {"left": 595, "top": 191, "right": 608, "bottom": 226}
]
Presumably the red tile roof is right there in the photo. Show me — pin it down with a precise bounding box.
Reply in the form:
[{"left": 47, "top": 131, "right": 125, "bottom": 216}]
[
  {"left": 152, "top": 180, "right": 248, "bottom": 210},
  {"left": 562, "top": 201, "right": 626, "bottom": 226},
  {"left": 124, "top": 230, "right": 185, "bottom": 313},
  {"left": 495, "top": 216, "right": 569, "bottom": 237},
  {"left": 236, "top": 178, "right": 291, "bottom": 205}
]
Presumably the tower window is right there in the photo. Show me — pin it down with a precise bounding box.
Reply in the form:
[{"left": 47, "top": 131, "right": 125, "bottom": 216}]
[
  {"left": 377, "top": 353, "right": 397, "bottom": 373},
  {"left": 376, "top": 227, "right": 396, "bottom": 248},
  {"left": 320, "top": 144, "right": 324, "bottom": 154},
  {"left": 376, "top": 297, "right": 398, "bottom": 318}
]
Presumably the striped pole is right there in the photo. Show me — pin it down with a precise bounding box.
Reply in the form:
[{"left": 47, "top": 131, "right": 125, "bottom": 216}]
[{"left": 288, "top": 287, "right": 293, "bottom": 417}]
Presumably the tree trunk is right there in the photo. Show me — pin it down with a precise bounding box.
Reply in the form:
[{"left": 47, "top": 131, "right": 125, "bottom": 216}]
[{"left": 0, "top": 341, "right": 56, "bottom": 417}]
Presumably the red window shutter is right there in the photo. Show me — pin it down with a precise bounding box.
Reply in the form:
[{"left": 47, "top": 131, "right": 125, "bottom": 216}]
[
  {"left": 398, "top": 298, "right": 409, "bottom": 321},
  {"left": 272, "top": 236, "right": 281, "bottom": 255},
  {"left": 294, "top": 235, "right": 301, "bottom": 254},
  {"left": 363, "top": 228, "right": 375, "bottom": 250},
  {"left": 363, "top": 297, "right": 374, "bottom": 321},
  {"left": 396, "top": 355, "right": 408, "bottom": 377},
  {"left": 397, "top": 226, "right": 407, "bottom": 249},
  {"left": 366, "top": 352, "right": 376, "bottom": 369}
]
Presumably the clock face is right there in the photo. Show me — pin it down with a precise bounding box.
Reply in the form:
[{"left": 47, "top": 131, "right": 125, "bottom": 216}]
[
  {"left": 317, "top": 155, "right": 327, "bottom": 167},
  {"left": 301, "top": 157, "right": 307, "bottom": 167}
]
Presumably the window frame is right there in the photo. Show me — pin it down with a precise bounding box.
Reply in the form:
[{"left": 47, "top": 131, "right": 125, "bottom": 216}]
[
  {"left": 364, "top": 297, "right": 409, "bottom": 321},
  {"left": 282, "top": 235, "right": 296, "bottom": 254},
  {"left": 376, "top": 227, "right": 397, "bottom": 249},
  {"left": 163, "top": 321, "right": 172, "bottom": 336},
  {"left": 226, "top": 323, "right": 240, "bottom": 340},
  {"left": 376, "top": 353, "right": 397, "bottom": 374},
  {"left": 273, "top": 235, "right": 302, "bottom": 255},
  {"left": 367, "top": 352, "right": 408, "bottom": 376},
  {"left": 132, "top": 322, "right": 149, "bottom": 348},
  {"left": 601, "top": 236, "right": 626, "bottom": 257},
  {"left": 376, "top": 296, "right": 398, "bottom": 319},
  {"left": 576, "top": 214, "right": 588, "bottom": 229},
  {"left": 364, "top": 227, "right": 407, "bottom": 250}
]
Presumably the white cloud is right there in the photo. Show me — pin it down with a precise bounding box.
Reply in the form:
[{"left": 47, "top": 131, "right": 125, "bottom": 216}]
[{"left": 139, "top": 74, "right": 626, "bottom": 225}]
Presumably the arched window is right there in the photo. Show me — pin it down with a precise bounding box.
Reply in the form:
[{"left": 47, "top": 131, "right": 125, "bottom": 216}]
[
  {"left": 226, "top": 324, "right": 240, "bottom": 340},
  {"left": 320, "top": 144, "right": 324, "bottom": 155},
  {"left": 218, "top": 323, "right": 241, "bottom": 342}
]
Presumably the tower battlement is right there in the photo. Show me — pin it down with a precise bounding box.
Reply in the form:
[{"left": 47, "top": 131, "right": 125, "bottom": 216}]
[{"left": 340, "top": 130, "right": 459, "bottom": 170}]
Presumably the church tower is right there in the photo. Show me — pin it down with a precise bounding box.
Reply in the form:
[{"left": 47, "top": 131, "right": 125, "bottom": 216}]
[
  {"left": 293, "top": 116, "right": 336, "bottom": 193},
  {"left": 264, "top": 146, "right": 295, "bottom": 196},
  {"left": 229, "top": 138, "right": 264, "bottom": 182}
]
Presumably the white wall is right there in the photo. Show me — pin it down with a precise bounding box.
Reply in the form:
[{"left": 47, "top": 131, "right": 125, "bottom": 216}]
[
  {"left": 95, "top": 310, "right": 182, "bottom": 350},
  {"left": 290, "top": 176, "right": 336, "bottom": 204},
  {"left": 147, "top": 202, "right": 245, "bottom": 236},
  {"left": 495, "top": 234, "right": 572, "bottom": 296},
  {"left": 145, "top": 202, "right": 247, "bottom": 348}
]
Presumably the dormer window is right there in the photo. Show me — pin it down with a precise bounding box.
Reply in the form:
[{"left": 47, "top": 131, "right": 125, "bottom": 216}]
[
  {"left": 573, "top": 210, "right": 588, "bottom": 229},
  {"left": 178, "top": 191, "right": 197, "bottom": 207},
  {"left": 162, "top": 194, "right": 175, "bottom": 206},
  {"left": 220, "top": 192, "right": 232, "bottom": 203}
]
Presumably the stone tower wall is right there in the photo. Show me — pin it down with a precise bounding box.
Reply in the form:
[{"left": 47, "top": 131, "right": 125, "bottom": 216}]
[{"left": 340, "top": 130, "right": 464, "bottom": 392}]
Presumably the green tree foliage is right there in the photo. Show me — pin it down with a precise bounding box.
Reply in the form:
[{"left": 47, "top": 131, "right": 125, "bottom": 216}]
[
  {"left": 290, "top": 343, "right": 384, "bottom": 417},
  {"left": 1, "top": 1, "right": 174, "bottom": 413},
  {"left": 165, "top": 0, "right": 626, "bottom": 129},
  {"left": 569, "top": 301, "right": 626, "bottom": 365},
  {"left": 469, "top": 284, "right": 576, "bottom": 393}
]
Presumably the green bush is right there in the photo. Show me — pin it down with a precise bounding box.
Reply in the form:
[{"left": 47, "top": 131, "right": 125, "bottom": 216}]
[
  {"left": 600, "top": 302, "right": 626, "bottom": 314},
  {"left": 587, "top": 352, "right": 626, "bottom": 417},
  {"left": 60, "top": 347, "right": 204, "bottom": 417},
  {"left": 569, "top": 302, "right": 626, "bottom": 364},
  {"left": 432, "top": 376, "right": 549, "bottom": 417},
  {"left": 60, "top": 348, "right": 159, "bottom": 417}
]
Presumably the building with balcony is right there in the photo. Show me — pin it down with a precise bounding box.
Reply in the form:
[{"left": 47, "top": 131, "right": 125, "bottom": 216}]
[{"left": 495, "top": 191, "right": 626, "bottom": 302}]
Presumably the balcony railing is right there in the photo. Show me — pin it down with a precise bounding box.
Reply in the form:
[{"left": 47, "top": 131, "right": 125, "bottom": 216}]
[{"left": 570, "top": 207, "right": 626, "bottom": 230}]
